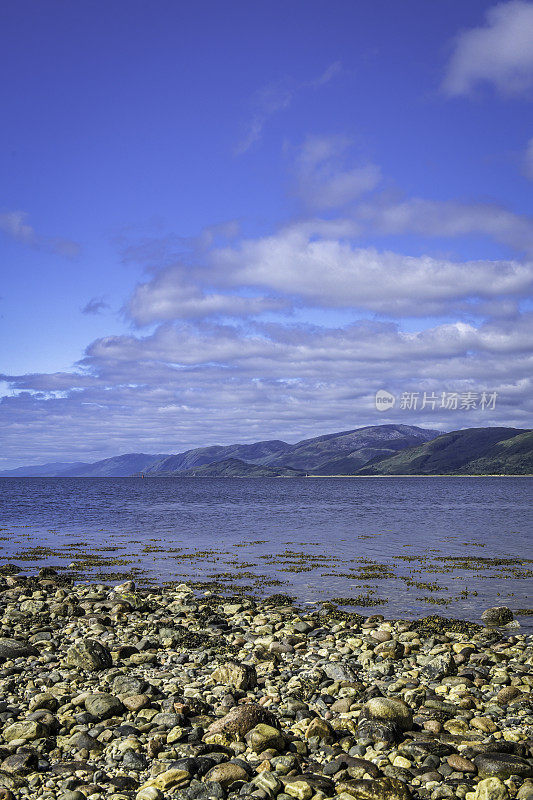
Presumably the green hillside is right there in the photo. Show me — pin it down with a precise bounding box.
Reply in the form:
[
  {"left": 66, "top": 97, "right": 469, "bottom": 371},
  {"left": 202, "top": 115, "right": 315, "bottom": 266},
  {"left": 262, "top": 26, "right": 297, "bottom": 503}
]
[
  {"left": 176, "top": 458, "right": 304, "bottom": 477},
  {"left": 357, "top": 427, "right": 531, "bottom": 475}
]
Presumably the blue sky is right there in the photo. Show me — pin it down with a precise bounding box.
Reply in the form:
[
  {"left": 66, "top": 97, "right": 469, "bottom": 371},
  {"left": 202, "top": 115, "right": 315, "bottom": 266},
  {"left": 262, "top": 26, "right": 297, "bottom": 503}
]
[{"left": 1, "top": 0, "right": 533, "bottom": 467}]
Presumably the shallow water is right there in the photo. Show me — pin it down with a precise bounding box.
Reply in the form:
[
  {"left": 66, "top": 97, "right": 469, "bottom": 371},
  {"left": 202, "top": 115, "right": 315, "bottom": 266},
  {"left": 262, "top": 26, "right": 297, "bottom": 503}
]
[{"left": 0, "top": 476, "right": 531, "bottom": 628}]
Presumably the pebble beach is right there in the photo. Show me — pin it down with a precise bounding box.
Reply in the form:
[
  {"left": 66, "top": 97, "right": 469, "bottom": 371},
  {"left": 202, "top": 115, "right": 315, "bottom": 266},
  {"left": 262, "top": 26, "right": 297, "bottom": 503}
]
[{"left": 0, "top": 567, "right": 530, "bottom": 800}]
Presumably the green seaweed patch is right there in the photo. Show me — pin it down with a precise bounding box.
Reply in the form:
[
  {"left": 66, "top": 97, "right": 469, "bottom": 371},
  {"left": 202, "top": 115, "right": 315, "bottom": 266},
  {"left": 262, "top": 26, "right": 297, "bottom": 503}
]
[
  {"left": 415, "top": 615, "right": 482, "bottom": 636},
  {"left": 416, "top": 595, "right": 452, "bottom": 606},
  {"left": 329, "top": 594, "right": 388, "bottom": 607}
]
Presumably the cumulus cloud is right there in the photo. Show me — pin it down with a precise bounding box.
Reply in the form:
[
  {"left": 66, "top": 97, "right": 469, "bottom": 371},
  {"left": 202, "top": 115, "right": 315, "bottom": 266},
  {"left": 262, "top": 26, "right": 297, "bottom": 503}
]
[
  {"left": 127, "top": 268, "right": 291, "bottom": 325},
  {"left": 211, "top": 230, "right": 533, "bottom": 316},
  {"left": 443, "top": 0, "right": 533, "bottom": 96},
  {"left": 0, "top": 210, "right": 80, "bottom": 257},
  {"left": 2, "top": 135, "right": 532, "bottom": 466},
  {"left": 354, "top": 196, "right": 533, "bottom": 255},
  {"left": 82, "top": 297, "right": 110, "bottom": 315},
  {"left": 1, "top": 312, "right": 531, "bottom": 466},
  {"left": 294, "top": 135, "right": 381, "bottom": 209}
]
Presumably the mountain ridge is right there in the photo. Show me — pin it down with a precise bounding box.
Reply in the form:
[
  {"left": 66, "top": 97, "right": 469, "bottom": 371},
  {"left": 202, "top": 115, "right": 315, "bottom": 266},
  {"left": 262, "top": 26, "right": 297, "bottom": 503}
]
[
  {"left": 357, "top": 427, "right": 532, "bottom": 476},
  {"left": 1, "top": 425, "right": 531, "bottom": 477}
]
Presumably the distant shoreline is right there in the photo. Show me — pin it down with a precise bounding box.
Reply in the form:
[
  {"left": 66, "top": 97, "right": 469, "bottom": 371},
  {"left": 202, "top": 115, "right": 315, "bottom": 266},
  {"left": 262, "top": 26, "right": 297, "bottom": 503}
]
[{"left": 1, "top": 473, "right": 532, "bottom": 478}]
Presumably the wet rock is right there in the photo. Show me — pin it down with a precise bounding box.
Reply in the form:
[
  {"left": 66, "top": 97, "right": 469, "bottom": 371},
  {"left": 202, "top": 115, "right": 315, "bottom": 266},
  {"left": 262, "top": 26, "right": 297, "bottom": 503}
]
[
  {"left": 481, "top": 607, "right": 514, "bottom": 626},
  {"left": 474, "top": 752, "right": 533, "bottom": 779},
  {"left": 66, "top": 638, "right": 112, "bottom": 670}
]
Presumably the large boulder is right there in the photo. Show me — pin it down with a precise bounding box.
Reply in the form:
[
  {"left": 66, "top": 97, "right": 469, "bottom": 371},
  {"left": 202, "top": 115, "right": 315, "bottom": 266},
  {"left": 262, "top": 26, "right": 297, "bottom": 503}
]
[
  {"left": 481, "top": 607, "right": 514, "bottom": 627},
  {"left": 66, "top": 639, "right": 112, "bottom": 671},
  {"left": 474, "top": 752, "right": 533, "bottom": 779},
  {"left": 0, "top": 639, "right": 37, "bottom": 662}
]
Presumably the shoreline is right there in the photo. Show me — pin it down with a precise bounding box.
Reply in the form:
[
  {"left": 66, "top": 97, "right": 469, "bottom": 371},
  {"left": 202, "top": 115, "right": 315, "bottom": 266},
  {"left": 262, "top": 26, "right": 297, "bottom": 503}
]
[
  {"left": 1, "top": 473, "right": 533, "bottom": 479},
  {"left": 0, "top": 570, "right": 530, "bottom": 800}
]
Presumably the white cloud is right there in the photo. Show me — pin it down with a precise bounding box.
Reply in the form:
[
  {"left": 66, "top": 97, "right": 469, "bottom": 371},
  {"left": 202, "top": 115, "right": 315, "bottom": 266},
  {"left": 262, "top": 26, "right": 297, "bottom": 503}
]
[
  {"left": 355, "top": 196, "right": 533, "bottom": 254},
  {"left": 0, "top": 210, "right": 35, "bottom": 243},
  {"left": 294, "top": 135, "right": 381, "bottom": 209},
  {"left": 211, "top": 229, "right": 533, "bottom": 316},
  {"left": 443, "top": 0, "right": 533, "bottom": 96},
  {"left": 235, "top": 62, "right": 342, "bottom": 155},
  {"left": 2, "top": 312, "right": 531, "bottom": 465},
  {"left": 0, "top": 209, "right": 80, "bottom": 257},
  {"left": 127, "top": 269, "right": 291, "bottom": 325}
]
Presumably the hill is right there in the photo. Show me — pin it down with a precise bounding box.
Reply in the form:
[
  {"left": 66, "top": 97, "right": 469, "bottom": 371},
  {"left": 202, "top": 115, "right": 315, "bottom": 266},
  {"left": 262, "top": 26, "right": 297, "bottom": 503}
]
[
  {"left": 454, "top": 430, "right": 533, "bottom": 475},
  {"left": 357, "top": 427, "right": 531, "bottom": 475},
  {"left": 176, "top": 458, "right": 304, "bottom": 477},
  {"left": 56, "top": 453, "right": 170, "bottom": 477},
  {"left": 0, "top": 461, "right": 90, "bottom": 477},
  {"left": 265, "top": 424, "right": 440, "bottom": 473},
  {"left": 3, "top": 425, "right": 530, "bottom": 478},
  {"left": 143, "top": 424, "right": 440, "bottom": 477},
  {"left": 144, "top": 440, "right": 290, "bottom": 475}
]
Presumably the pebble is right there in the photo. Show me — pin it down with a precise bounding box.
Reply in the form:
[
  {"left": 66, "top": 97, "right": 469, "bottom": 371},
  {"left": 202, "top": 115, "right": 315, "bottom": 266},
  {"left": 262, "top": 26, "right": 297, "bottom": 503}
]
[{"left": 0, "top": 572, "right": 529, "bottom": 800}]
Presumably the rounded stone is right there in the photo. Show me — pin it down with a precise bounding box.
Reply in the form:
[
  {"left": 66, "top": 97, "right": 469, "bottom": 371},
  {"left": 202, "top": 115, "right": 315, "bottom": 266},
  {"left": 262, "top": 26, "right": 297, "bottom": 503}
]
[
  {"left": 66, "top": 638, "right": 112, "bottom": 671},
  {"left": 481, "top": 607, "right": 513, "bottom": 627}
]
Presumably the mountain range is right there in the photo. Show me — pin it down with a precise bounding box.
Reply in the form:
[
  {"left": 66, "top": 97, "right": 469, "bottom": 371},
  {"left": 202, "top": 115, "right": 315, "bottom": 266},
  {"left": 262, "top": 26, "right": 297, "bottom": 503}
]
[{"left": 1, "top": 424, "right": 531, "bottom": 477}]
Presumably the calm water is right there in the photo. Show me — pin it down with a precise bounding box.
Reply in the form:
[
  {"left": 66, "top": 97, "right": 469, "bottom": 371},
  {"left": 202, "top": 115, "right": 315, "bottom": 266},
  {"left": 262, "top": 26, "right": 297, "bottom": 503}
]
[{"left": 0, "top": 477, "right": 531, "bottom": 628}]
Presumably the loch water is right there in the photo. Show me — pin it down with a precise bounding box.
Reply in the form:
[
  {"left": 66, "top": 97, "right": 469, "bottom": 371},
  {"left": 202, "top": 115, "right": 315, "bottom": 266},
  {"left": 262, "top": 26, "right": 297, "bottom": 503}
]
[{"left": 0, "top": 476, "right": 531, "bottom": 628}]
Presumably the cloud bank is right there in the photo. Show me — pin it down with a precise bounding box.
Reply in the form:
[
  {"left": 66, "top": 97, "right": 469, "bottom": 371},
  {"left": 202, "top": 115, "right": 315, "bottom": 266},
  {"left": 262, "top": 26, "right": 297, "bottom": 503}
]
[{"left": 442, "top": 0, "right": 533, "bottom": 96}]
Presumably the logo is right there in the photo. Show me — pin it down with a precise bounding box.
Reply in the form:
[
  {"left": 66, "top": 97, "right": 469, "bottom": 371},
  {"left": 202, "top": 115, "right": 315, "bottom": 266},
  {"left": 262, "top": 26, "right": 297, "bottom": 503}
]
[{"left": 375, "top": 389, "right": 396, "bottom": 412}]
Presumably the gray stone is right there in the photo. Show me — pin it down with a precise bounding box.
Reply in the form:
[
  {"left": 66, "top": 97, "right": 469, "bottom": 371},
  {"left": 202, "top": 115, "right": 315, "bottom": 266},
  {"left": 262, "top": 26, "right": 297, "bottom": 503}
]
[
  {"left": 422, "top": 651, "right": 456, "bottom": 680},
  {"left": 0, "top": 639, "right": 37, "bottom": 661},
  {"left": 84, "top": 692, "right": 123, "bottom": 720},
  {"left": 66, "top": 638, "right": 112, "bottom": 671},
  {"left": 322, "top": 661, "right": 358, "bottom": 682}
]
